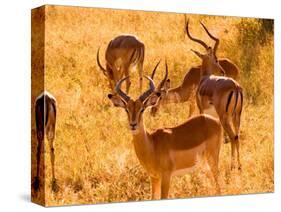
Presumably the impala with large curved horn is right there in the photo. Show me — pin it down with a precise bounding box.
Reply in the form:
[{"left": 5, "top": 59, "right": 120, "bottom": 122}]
[
  {"left": 187, "top": 20, "right": 244, "bottom": 170},
  {"left": 150, "top": 20, "right": 240, "bottom": 117},
  {"left": 33, "top": 91, "right": 59, "bottom": 192},
  {"left": 186, "top": 17, "right": 240, "bottom": 79},
  {"left": 107, "top": 62, "right": 223, "bottom": 199},
  {"left": 97, "top": 35, "right": 145, "bottom": 93}
]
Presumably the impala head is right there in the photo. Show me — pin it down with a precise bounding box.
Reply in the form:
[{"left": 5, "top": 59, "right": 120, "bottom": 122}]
[
  {"left": 150, "top": 61, "right": 170, "bottom": 116},
  {"left": 185, "top": 19, "right": 225, "bottom": 76},
  {"left": 97, "top": 47, "right": 137, "bottom": 92},
  {"left": 108, "top": 65, "right": 161, "bottom": 133}
]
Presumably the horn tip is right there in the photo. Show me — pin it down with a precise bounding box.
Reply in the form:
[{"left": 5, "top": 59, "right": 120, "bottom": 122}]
[{"left": 158, "top": 59, "right": 161, "bottom": 65}]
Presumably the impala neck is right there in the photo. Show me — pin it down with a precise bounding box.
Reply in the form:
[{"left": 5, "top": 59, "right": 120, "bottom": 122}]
[
  {"left": 201, "top": 60, "right": 212, "bottom": 77},
  {"left": 131, "top": 119, "right": 154, "bottom": 166}
]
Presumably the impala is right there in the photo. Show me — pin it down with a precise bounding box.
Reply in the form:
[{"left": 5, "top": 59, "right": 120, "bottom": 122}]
[
  {"left": 150, "top": 21, "right": 240, "bottom": 117},
  {"left": 97, "top": 35, "right": 145, "bottom": 93},
  {"left": 198, "top": 21, "right": 240, "bottom": 80},
  {"left": 186, "top": 20, "right": 244, "bottom": 170},
  {"left": 150, "top": 65, "right": 200, "bottom": 117},
  {"left": 107, "top": 63, "right": 223, "bottom": 199},
  {"left": 33, "top": 91, "right": 59, "bottom": 192}
]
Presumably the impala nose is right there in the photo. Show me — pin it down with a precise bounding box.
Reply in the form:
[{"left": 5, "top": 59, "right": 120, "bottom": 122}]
[{"left": 130, "top": 123, "right": 137, "bottom": 130}]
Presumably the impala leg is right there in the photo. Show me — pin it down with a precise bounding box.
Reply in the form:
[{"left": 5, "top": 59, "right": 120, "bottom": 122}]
[
  {"left": 207, "top": 154, "right": 221, "bottom": 194},
  {"left": 225, "top": 119, "right": 240, "bottom": 170},
  {"left": 47, "top": 129, "right": 59, "bottom": 193},
  {"left": 123, "top": 66, "right": 131, "bottom": 94},
  {"left": 48, "top": 139, "right": 59, "bottom": 192},
  {"left": 221, "top": 117, "right": 236, "bottom": 144},
  {"left": 235, "top": 139, "right": 241, "bottom": 170},
  {"left": 233, "top": 110, "right": 242, "bottom": 171},
  {"left": 219, "top": 114, "right": 237, "bottom": 170},
  {"left": 231, "top": 141, "right": 236, "bottom": 170},
  {"left": 33, "top": 138, "right": 42, "bottom": 191},
  {"left": 151, "top": 177, "right": 161, "bottom": 200},
  {"left": 160, "top": 172, "right": 171, "bottom": 199}
]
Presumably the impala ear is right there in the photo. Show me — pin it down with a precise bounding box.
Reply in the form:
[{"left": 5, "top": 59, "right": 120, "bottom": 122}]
[
  {"left": 108, "top": 94, "right": 126, "bottom": 108},
  {"left": 143, "top": 92, "right": 161, "bottom": 108}
]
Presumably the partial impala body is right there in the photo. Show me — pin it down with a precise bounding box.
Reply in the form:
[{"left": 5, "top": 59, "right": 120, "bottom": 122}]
[
  {"left": 191, "top": 19, "right": 240, "bottom": 80},
  {"left": 108, "top": 63, "right": 223, "bottom": 199},
  {"left": 216, "top": 58, "right": 239, "bottom": 80},
  {"left": 186, "top": 20, "right": 243, "bottom": 170},
  {"left": 150, "top": 21, "right": 240, "bottom": 117},
  {"left": 150, "top": 65, "right": 200, "bottom": 117},
  {"left": 33, "top": 91, "right": 59, "bottom": 192},
  {"left": 97, "top": 35, "right": 145, "bottom": 93}
]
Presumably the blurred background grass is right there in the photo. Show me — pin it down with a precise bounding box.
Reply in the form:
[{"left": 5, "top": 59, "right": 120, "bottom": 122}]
[{"left": 31, "top": 5, "right": 273, "bottom": 206}]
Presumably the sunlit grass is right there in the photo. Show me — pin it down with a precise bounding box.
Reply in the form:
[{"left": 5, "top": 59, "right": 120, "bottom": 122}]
[{"left": 31, "top": 5, "right": 274, "bottom": 206}]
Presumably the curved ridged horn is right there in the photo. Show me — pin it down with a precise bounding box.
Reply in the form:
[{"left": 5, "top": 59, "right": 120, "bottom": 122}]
[
  {"left": 157, "top": 60, "right": 169, "bottom": 89},
  {"left": 96, "top": 47, "right": 107, "bottom": 76},
  {"left": 185, "top": 19, "right": 209, "bottom": 50},
  {"left": 150, "top": 60, "right": 161, "bottom": 79},
  {"left": 139, "top": 76, "right": 155, "bottom": 102},
  {"left": 200, "top": 21, "right": 220, "bottom": 55},
  {"left": 115, "top": 77, "right": 130, "bottom": 103}
]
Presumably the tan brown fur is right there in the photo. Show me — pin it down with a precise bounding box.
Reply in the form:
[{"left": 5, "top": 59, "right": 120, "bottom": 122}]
[
  {"left": 150, "top": 58, "right": 239, "bottom": 117},
  {"left": 109, "top": 76, "right": 223, "bottom": 199},
  {"left": 97, "top": 35, "right": 145, "bottom": 93}
]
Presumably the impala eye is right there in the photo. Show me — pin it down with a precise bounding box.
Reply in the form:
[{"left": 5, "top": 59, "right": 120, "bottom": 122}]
[
  {"left": 140, "top": 108, "right": 145, "bottom": 113},
  {"left": 125, "top": 109, "right": 129, "bottom": 113}
]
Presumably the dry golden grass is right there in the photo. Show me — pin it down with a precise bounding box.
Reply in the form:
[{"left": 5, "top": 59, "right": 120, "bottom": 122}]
[{"left": 31, "top": 5, "right": 274, "bottom": 206}]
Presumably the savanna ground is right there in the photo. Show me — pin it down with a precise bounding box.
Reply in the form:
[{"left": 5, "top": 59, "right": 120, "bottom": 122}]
[{"left": 31, "top": 5, "right": 274, "bottom": 206}]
